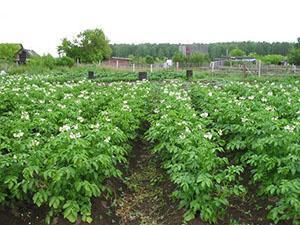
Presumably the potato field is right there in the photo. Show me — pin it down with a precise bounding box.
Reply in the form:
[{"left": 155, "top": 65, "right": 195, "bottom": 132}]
[{"left": 0, "top": 73, "right": 299, "bottom": 225}]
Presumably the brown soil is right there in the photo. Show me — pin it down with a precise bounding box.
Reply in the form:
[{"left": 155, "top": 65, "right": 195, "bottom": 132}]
[
  {"left": 114, "top": 125, "right": 183, "bottom": 225},
  {"left": 0, "top": 182, "right": 121, "bottom": 225}
]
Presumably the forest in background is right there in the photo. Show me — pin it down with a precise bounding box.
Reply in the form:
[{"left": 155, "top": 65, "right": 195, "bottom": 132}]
[{"left": 110, "top": 41, "right": 295, "bottom": 59}]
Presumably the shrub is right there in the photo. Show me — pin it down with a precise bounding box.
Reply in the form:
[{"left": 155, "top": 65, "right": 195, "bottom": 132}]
[
  {"left": 56, "top": 56, "right": 75, "bottom": 67},
  {"left": 28, "top": 54, "right": 56, "bottom": 69},
  {"left": 261, "top": 54, "right": 285, "bottom": 65},
  {"left": 288, "top": 48, "right": 300, "bottom": 65},
  {"left": 0, "top": 44, "right": 21, "bottom": 62},
  {"left": 229, "top": 48, "right": 246, "bottom": 57}
]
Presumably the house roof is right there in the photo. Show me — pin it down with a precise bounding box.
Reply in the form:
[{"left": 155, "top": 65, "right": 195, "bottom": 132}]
[
  {"left": 111, "top": 57, "right": 131, "bottom": 61},
  {"left": 25, "top": 49, "right": 39, "bottom": 57}
]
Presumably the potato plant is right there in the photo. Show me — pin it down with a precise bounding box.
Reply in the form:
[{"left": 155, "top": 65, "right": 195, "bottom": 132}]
[
  {"left": 146, "top": 80, "right": 245, "bottom": 223},
  {"left": 0, "top": 74, "right": 150, "bottom": 223},
  {"left": 191, "top": 80, "right": 300, "bottom": 224}
]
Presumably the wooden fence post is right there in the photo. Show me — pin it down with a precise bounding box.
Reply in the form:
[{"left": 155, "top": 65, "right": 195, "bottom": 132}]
[
  {"left": 150, "top": 64, "right": 153, "bottom": 73},
  {"left": 243, "top": 64, "right": 247, "bottom": 78},
  {"left": 133, "top": 64, "right": 135, "bottom": 72},
  {"left": 258, "top": 60, "right": 261, "bottom": 77}
]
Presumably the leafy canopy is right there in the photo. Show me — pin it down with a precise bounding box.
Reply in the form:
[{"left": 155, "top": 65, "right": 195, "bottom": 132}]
[
  {"left": 57, "top": 28, "right": 112, "bottom": 63},
  {"left": 0, "top": 43, "right": 22, "bottom": 62},
  {"left": 288, "top": 38, "right": 300, "bottom": 65},
  {"left": 229, "top": 48, "right": 246, "bottom": 57}
]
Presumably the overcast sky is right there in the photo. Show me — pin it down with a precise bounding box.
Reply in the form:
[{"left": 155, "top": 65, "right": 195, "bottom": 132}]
[{"left": 0, "top": 0, "right": 299, "bottom": 56}]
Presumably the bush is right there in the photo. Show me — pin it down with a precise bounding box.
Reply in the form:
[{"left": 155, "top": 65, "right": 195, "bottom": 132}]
[
  {"left": 229, "top": 48, "right": 246, "bottom": 57},
  {"left": 7, "top": 65, "right": 27, "bottom": 74},
  {"left": 288, "top": 48, "right": 300, "bottom": 65},
  {"left": 28, "top": 54, "right": 56, "bottom": 69},
  {"left": 189, "top": 53, "right": 208, "bottom": 66},
  {"left": 0, "top": 44, "right": 21, "bottom": 62},
  {"left": 56, "top": 56, "right": 75, "bottom": 67},
  {"left": 145, "top": 55, "right": 154, "bottom": 64},
  {"left": 261, "top": 54, "right": 285, "bottom": 65}
]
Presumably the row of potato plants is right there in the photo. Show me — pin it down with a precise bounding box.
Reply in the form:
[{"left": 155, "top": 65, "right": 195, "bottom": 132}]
[
  {"left": 0, "top": 74, "right": 150, "bottom": 223},
  {"left": 146, "top": 80, "right": 245, "bottom": 223},
  {"left": 191, "top": 80, "right": 300, "bottom": 224}
]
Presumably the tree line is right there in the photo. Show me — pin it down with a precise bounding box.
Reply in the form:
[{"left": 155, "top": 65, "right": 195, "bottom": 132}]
[{"left": 111, "top": 42, "right": 295, "bottom": 59}]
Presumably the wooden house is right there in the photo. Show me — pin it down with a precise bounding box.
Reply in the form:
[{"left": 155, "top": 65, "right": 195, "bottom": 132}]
[{"left": 15, "top": 44, "right": 39, "bottom": 65}]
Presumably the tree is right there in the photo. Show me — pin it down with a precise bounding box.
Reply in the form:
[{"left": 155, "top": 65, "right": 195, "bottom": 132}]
[
  {"left": 189, "top": 53, "right": 207, "bottom": 66},
  {"left": 296, "top": 37, "right": 300, "bottom": 48},
  {"left": 172, "top": 52, "right": 186, "bottom": 64},
  {"left": 58, "top": 28, "right": 112, "bottom": 63},
  {"left": 229, "top": 48, "right": 246, "bottom": 57},
  {"left": 145, "top": 55, "right": 154, "bottom": 64},
  {"left": 288, "top": 48, "right": 300, "bottom": 65},
  {"left": 0, "top": 44, "right": 22, "bottom": 62},
  {"left": 287, "top": 38, "right": 300, "bottom": 65}
]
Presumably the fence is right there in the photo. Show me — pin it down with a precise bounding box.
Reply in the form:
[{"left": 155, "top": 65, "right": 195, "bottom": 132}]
[{"left": 97, "top": 62, "right": 300, "bottom": 76}]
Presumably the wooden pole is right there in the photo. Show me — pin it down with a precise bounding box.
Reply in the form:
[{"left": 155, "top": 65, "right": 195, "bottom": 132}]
[
  {"left": 116, "top": 60, "right": 119, "bottom": 69},
  {"left": 176, "top": 62, "right": 179, "bottom": 71},
  {"left": 133, "top": 64, "right": 135, "bottom": 72},
  {"left": 258, "top": 60, "right": 261, "bottom": 77},
  {"left": 150, "top": 64, "right": 153, "bottom": 73}
]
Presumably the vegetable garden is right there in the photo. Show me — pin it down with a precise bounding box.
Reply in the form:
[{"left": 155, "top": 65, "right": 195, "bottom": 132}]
[{"left": 0, "top": 73, "right": 299, "bottom": 225}]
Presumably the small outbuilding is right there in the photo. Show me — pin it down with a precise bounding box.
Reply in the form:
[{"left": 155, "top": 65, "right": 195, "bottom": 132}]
[
  {"left": 104, "top": 57, "right": 131, "bottom": 67},
  {"left": 15, "top": 44, "right": 39, "bottom": 65}
]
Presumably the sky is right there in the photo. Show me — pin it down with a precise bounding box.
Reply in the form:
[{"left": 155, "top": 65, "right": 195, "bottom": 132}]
[{"left": 0, "top": 0, "right": 299, "bottom": 56}]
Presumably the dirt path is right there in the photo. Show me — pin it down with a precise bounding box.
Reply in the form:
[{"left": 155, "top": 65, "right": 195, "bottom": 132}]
[{"left": 115, "top": 126, "right": 183, "bottom": 225}]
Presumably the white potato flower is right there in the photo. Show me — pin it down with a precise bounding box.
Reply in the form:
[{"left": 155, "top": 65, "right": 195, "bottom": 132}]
[
  {"left": 204, "top": 132, "right": 213, "bottom": 140},
  {"left": 13, "top": 131, "right": 24, "bottom": 138},
  {"left": 200, "top": 112, "right": 209, "bottom": 118},
  {"left": 104, "top": 136, "right": 111, "bottom": 143},
  {"left": 59, "top": 125, "right": 71, "bottom": 132},
  {"left": 77, "top": 116, "right": 84, "bottom": 123}
]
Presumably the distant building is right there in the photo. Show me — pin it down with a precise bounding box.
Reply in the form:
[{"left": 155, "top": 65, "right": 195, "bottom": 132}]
[
  {"left": 179, "top": 44, "right": 209, "bottom": 56},
  {"left": 104, "top": 57, "right": 131, "bottom": 67},
  {"left": 163, "top": 59, "right": 173, "bottom": 68},
  {"left": 15, "top": 44, "right": 39, "bottom": 65}
]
